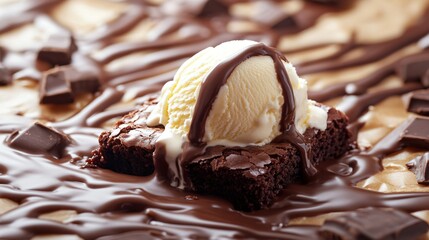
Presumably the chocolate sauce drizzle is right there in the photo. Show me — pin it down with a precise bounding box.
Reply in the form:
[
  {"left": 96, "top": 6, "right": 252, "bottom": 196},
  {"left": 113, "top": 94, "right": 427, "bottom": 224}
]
[
  {"left": 2, "top": 0, "right": 429, "bottom": 239},
  {"left": 187, "top": 43, "right": 316, "bottom": 177}
]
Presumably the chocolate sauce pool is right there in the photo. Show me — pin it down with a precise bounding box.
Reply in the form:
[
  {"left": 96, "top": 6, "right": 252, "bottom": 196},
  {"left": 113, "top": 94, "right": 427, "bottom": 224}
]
[{"left": 1, "top": 0, "right": 429, "bottom": 239}]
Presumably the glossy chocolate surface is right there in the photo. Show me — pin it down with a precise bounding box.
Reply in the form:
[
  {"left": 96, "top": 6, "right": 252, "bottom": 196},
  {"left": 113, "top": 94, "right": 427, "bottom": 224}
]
[{"left": 1, "top": 0, "right": 429, "bottom": 239}]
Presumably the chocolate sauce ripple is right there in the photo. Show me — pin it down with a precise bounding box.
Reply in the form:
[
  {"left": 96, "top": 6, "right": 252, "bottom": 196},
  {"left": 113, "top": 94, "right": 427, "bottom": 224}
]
[{"left": 2, "top": 0, "right": 429, "bottom": 239}]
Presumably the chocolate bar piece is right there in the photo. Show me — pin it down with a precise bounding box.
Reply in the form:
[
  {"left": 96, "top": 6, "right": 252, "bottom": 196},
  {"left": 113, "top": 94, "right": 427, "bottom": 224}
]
[
  {"left": 162, "top": 0, "right": 228, "bottom": 18},
  {"left": 423, "top": 69, "right": 429, "bottom": 87},
  {"left": 401, "top": 117, "right": 429, "bottom": 150},
  {"left": 36, "top": 34, "right": 77, "bottom": 66},
  {"left": 40, "top": 67, "right": 74, "bottom": 104},
  {"left": 0, "top": 63, "right": 11, "bottom": 85},
  {"left": 407, "top": 152, "right": 429, "bottom": 184},
  {"left": 197, "top": 0, "right": 228, "bottom": 17},
  {"left": 320, "top": 208, "right": 429, "bottom": 240},
  {"left": 39, "top": 66, "right": 100, "bottom": 104},
  {"left": 396, "top": 53, "right": 429, "bottom": 82},
  {"left": 407, "top": 90, "right": 429, "bottom": 116},
  {"left": 6, "top": 122, "right": 71, "bottom": 158},
  {"left": 66, "top": 67, "right": 100, "bottom": 94}
]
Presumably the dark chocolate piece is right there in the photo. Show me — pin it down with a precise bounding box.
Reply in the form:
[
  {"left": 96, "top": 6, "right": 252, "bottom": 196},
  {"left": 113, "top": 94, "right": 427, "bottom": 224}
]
[
  {"left": 320, "top": 208, "right": 429, "bottom": 240},
  {"left": 162, "top": 0, "right": 228, "bottom": 18},
  {"left": 6, "top": 122, "right": 71, "bottom": 158},
  {"left": 66, "top": 67, "right": 100, "bottom": 94},
  {"left": 423, "top": 69, "right": 429, "bottom": 87},
  {"left": 92, "top": 101, "right": 351, "bottom": 211},
  {"left": 407, "top": 152, "right": 429, "bottom": 184},
  {"left": 40, "top": 67, "right": 74, "bottom": 104},
  {"left": 401, "top": 117, "right": 429, "bottom": 150},
  {"left": 36, "top": 34, "right": 77, "bottom": 66},
  {"left": 250, "top": 2, "right": 296, "bottom": 29},
  {"left": 396, "top": 53, "right": 429, "bottom": 82},
  {"left": 0, "top": 63, "right": 11, "bottom": 85},
  {"left": 197, "top": 0, "right": 229, "bottom": 17},
  {"left": 308, "top": 0, "right": 339, "bottom": 4},
  {"left": 407, "top": 90, "right": 429, "bottom": 116}
]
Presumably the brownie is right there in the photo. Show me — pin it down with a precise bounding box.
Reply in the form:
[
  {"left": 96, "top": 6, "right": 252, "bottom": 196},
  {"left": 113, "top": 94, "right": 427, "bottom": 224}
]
[{"left": 90, "top": 100, "right": 351, "bottom": 211}]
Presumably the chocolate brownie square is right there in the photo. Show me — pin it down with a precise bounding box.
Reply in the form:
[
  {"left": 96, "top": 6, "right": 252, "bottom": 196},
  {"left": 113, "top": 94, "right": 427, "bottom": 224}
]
[{"left": 90, "top": 100, "right": 351, "bottom": 211}]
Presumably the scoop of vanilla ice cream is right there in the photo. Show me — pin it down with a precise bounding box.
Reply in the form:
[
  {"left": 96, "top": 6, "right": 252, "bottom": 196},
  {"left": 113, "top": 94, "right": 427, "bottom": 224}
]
[{"left": 148, "top": 40, "right": 327, "bottom": 147}]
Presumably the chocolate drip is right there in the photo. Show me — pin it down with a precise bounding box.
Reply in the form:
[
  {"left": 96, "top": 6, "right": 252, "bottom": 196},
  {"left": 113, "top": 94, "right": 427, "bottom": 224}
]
[
  {"left": 186, "top": 43, "right": 316, "bottom": 177},
  {"left": 297, "top": 10, "right": 429, "bottom": 75},
  {"left": 2, "top": 0, "right": 429, "bottom": 239},
  {"left": 189, "top": 43, "right": 293, "bottom": 143}
]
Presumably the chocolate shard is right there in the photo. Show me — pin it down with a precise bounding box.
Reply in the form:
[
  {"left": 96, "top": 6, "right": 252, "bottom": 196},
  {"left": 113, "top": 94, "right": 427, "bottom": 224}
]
[
  {"left": 423, "top": 69, "right": 429, "bottom": 87},
  {"left": 36, "top": 34, "right": 77, "bottom": 66},
  {"left": 250, "top": 2, "right": 296, "bottom": 30},
  {"left": 407, "top": 152, "right": 429, "bottom": 184},
  {"left": 40, "top": 67, "right": 74, "bottom": 104},
  {"left": 162, "top": 0, "right": 228, "bottom": 18},
  {"left": 308, "top": 0, "right": 340, "bottom": 4},
  {"left": 65, "top": 67, "right": 100, "bottom": 94},
  {"left": 401, "top": 117, "right": 429, "bottom": 150},
  {"left": 197, "top": 0, "right": 229, "bottom": 17},
  {"left": 407, "top": 90, "right": 429, "bottom": 116},
  {"left": 396, "top": 53, "right": 429, "bottom": 83},
  {"left": 319, "top": 208, "right": 429, "bottom": 240},
  {"left": 6, "top": 122, "right": 71, "bottom": 158},
  {"left": 0, "top": 63, "right": 12, "bottom": 85}
]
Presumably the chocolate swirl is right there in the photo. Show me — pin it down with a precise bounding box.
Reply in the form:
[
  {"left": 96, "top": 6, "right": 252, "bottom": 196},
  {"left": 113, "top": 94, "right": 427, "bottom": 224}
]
[{"left": 1, "top": 0, "right": 429, "bottom": 239}]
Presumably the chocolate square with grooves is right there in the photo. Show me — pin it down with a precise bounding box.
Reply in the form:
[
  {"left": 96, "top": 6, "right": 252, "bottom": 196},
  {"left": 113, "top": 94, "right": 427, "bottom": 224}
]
[
  {"left": 401, "top": 117, "right": 429, "bottom": 150},
  {"left": 396, "top": 53, "right": 429, "bottom": 82},
  {"left": 6, "top": 122, "right": 71, "bottom": 158},
  {"left": 320, "top": 208, "right": 429, "bottom": 240},
  {"left": 40, "top": 67, "right": 74, "bottom": 104},
  {"left": 36, "top": 35, "right": 77, "bottom": 66},
  {"left": 407, "top": 90, "right": 429, "bottom": 116}
]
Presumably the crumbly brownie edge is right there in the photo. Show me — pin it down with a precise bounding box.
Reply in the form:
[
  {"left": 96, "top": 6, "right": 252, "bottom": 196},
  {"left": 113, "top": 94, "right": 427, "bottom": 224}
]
[{"left": 91, "top": 104, "right": 350, "bottom": 211}]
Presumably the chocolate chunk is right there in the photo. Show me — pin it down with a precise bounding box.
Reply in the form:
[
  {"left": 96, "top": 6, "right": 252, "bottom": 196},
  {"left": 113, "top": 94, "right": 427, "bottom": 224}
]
[
  {"left": 6, "top": 122, "right": 71, "bottom": 158},
  {"left": 0, "top": 63, "right": 11, "bottom": 85},
  {"left": 401, "top": 117, "right": 429, "bottom": 150},
  {"left": 320, "top": 208, "right": 429, "bottom": 240},
  {"left": 308, "top": 0, "right": 340, "bottom": 4},
  {"left": 396, "top": 53, "right": 429, "bottom": 83},
  {"left": 250, "top": 2, "right": 296, "bottom": 29},
  {"left": 407, "top": 152, "right": 429, "bottom": 184},
  {"left": 40, "top": 67, "right": 74, "bottom": 104},
  {"left": 423, "top": 69, "right": 429, "bottom": 87},
  {"left": 162, "top": 0, "right": 228, "bottom": 18},
  {"left": 66, "top": 67, "right": 100, "bottom": 94},
  {"left": 407, "top": 90, "right": 429, "bottom": 116},
  {"left": 39, "top": 66, "right": 100, "bottom": 104},
  {"left": 36, "top": 34, "right": 77, "bottom": 66},
  {"left": 197, "top": 0, "right": 228, "bottom": 17}
]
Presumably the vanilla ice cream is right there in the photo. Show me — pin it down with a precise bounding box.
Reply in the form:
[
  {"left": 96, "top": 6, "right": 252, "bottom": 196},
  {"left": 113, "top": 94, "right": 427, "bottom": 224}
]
[{"left": 148, "top": 40, "right": 327, "bottom": 150}]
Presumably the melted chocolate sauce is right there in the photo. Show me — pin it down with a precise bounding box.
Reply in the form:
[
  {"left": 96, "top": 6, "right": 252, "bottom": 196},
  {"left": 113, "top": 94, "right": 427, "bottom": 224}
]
[
  {"left": 2, "top": 0, "right": 429, "bottom": 239},
  {"left": 186, "top": 43, "right": 316, "bottom": 178}
]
